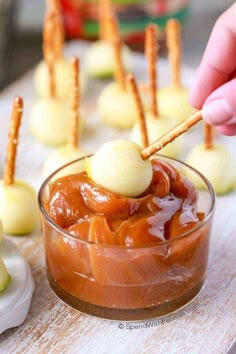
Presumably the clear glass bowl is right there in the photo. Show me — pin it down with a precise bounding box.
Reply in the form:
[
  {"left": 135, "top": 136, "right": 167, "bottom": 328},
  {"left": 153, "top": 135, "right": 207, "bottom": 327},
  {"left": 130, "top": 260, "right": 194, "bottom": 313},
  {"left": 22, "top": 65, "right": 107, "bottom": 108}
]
[{"left": 38, "top": 156, "right": 215, "bottom": 321}]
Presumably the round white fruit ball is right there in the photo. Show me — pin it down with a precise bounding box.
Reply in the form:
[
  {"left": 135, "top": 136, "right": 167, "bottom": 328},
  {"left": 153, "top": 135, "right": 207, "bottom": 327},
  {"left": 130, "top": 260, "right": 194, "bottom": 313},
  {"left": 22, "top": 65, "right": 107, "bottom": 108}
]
[
  {"left": 29, "top": 98, "right": 70, "bottom": 146},
  {"left": 97, "top": 82, "right": 148, "bottom": 129},
  {"left": 29, "top": 98, "right": 83, "bottom": 147},
  {"left": 43, "top": 145, "right": 89, "bottom": 179},
  {"left": 158, "top": 86, "right": 194, "bottom": 124},
  {"left": 0, "top": 181, "right": 38, "bottom": 235},
  {"left": 130, "top": 112, "right": 182, "bottom": 158},
  {"left": 85, "top": 140, "right": 153, "bottom": 197},
  {"left": 186, "top": 143, "right": 236, "bottom": 195},
  {"left": 34, "top": 58, "right": 87, "bottom": 99},
  {"left": 84, "top": 40, "right": 132, "bottom": 78}
]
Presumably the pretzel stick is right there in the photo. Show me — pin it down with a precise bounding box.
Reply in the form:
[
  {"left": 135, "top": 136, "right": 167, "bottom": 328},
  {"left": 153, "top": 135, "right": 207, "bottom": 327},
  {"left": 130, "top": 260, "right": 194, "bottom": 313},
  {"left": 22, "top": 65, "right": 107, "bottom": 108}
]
[
  {"left": 204, "top": 122, "right": 213, "bottom": 150},
  {"left": 166, "top": 19, "right": 181, "bottom": 88},
  {"left": 99, "top": 0, "right": 111, "bottom": 40},
  {"left": 145, "top": 24, "right": 158, "bottom": 117},
  {"left": 141, "top": 110, "right": 202, "bottom": 160},
  {"left": 43, "top": 11, "right": 56, "bottom": 97},
  {"left": 68, "top": 57, "right": 80, "bottom": 148},
  {"left": 107, "top": 11, "right": 126, "bottom": 90},
  {"left": 3, "top": 97, "right": 24, "bottom": 186},
  {"left": 127, "top": 74, "right": 149, "bottom": 148},
  {"left": 46, "top": 0, "right": 64, "bottom": 59}
]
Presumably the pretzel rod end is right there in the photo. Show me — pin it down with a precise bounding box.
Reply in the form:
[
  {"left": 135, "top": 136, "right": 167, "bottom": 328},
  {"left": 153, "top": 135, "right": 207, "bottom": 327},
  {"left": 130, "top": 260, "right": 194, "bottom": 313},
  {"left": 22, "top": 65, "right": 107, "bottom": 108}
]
[
  {"left": 71, "top": 56, "right": 79, "bottom": 68},
  {"left": 204, "top": 122, "right": 213, "bottom": 150},
  {"left": 14, "top": 96, "right": 24, "bottom": 110},
  {"left": 126, "top": 73, "right": 133, "bottom": 83},
  {"left": 141, "top": 110, "right": 202, "bottom": 160},
  {"left": 167, "top": 18, "right": 180, "bottom": 32}
]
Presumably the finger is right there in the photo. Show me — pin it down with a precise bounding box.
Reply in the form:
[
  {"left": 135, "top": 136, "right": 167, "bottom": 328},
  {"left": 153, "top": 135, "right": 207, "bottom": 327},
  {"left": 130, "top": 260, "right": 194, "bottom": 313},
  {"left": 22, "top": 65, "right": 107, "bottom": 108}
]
[
  {"left": 202, "top": 77, "right": 236, "bottom": 126},
  {"left": 216, "top": 124, "right": 236, "bottom": 136},
  {"left": 190, "top": 64, "right": 229, "bottom": 109},
  {"left": 190, "top": 3, "right": 236, "bottom": 108}
]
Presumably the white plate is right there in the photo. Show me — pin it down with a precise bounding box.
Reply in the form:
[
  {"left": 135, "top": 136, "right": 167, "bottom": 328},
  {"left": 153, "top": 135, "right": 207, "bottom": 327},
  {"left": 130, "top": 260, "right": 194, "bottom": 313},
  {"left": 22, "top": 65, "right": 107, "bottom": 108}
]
[{"left": 0, "top": 238, "right": 34, "bottom": 334}]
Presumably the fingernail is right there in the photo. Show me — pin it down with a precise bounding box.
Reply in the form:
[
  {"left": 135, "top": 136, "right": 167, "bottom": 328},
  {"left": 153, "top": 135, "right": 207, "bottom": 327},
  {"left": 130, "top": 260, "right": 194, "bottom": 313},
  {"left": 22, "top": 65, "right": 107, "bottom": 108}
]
[{"left": 202, "top": 99, "right": 233, "bottom": 126}]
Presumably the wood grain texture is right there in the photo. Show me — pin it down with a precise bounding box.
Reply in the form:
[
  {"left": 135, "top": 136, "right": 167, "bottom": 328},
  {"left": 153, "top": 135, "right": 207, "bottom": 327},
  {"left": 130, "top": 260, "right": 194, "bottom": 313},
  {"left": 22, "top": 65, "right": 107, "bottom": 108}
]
[{"left": 0, "top": 42, "right": 236, "bottom": 354}]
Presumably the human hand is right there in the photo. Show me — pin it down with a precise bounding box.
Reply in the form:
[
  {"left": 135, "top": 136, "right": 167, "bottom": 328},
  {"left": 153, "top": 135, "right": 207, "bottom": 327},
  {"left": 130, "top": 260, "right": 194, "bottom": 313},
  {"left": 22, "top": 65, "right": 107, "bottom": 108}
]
[{"left": 190, "top": 3, "right": 236, "bottom": 136}]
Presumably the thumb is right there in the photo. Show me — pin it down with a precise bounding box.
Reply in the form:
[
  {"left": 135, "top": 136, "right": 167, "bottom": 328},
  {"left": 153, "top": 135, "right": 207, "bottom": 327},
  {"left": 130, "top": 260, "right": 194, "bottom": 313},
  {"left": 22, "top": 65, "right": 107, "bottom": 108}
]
[{"left": 202, "top": 77, "right": 236, "bottom": 135}]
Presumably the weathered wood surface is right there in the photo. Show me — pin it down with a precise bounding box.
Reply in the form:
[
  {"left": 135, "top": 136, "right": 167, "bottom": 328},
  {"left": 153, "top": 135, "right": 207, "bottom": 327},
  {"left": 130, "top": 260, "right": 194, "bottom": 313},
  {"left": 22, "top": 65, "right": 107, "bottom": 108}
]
[{"left": 0, "top": 43, "right": 236, "bottom": 353}]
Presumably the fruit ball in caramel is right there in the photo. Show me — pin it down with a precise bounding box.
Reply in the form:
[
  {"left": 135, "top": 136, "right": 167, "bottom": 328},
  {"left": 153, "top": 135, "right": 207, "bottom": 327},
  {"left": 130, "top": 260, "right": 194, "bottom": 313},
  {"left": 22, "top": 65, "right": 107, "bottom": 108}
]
[
  {"left": 186, "top": 143, "right": 236, "bottom": 195},
  {"left": 158, "top": 86, "right": 194, "bottom": 124},
  {"left": 43, "top": 145, "right": 89, "bottom": 179},
  {"left": 84, "top": 40, "right": 132, "bottom": 79},
  {"left": 85, "top": 140, "right": 152, "bottom": 197},
  {"left": 0, "top": 181, "right": 38, "bottom": 235},
  {"left": 131, "top": 112, "right": 182, "bottom": 158},
  {"left": 97, "top": 83, "right": 148, "bottom": 129},
  {"left": 34, "top": 59, "right": 87, "bottom": 99}
]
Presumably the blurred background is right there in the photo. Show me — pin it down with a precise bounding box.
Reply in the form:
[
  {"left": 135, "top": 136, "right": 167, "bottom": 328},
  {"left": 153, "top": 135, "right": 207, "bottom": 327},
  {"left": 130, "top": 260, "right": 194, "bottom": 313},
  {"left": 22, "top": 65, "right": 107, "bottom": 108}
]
[{"left": 0, "top": 0, "right": 234, "bottom": 90}]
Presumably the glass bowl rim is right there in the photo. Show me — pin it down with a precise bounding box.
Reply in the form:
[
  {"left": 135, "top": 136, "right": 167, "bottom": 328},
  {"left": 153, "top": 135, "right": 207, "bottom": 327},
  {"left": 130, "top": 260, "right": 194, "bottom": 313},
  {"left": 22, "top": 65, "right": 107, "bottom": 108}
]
[{"left": 38, "top": 154, "right": 216, "bottom": 249}]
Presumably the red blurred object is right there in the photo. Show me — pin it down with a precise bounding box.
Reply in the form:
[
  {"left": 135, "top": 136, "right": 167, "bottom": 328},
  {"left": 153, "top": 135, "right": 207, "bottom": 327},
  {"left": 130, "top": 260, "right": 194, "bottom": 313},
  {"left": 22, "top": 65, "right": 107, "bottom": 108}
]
[
  {"left": 60, "top": 0, "right": 84, "bottom": 38},
  {"left": 156, "top": 0, "right": 168, "bottom": 15}
]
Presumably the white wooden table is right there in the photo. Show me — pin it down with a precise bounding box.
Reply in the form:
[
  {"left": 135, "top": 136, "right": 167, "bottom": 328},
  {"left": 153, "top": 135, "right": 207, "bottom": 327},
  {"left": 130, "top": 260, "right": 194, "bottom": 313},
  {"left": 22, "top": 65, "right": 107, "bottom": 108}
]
[{"left": 0, "top": 42, "right": 236, "bottom": 353}]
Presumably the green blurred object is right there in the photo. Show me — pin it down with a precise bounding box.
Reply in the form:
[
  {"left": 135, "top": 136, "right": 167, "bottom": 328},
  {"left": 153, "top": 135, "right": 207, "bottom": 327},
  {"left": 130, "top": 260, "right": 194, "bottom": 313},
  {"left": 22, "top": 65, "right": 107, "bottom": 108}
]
[
  {"left": 0, "top": 0, "right": 16, "bottom": 89},
  {"left": 84, "top": 7, "right": 190, "bottom": 37}
]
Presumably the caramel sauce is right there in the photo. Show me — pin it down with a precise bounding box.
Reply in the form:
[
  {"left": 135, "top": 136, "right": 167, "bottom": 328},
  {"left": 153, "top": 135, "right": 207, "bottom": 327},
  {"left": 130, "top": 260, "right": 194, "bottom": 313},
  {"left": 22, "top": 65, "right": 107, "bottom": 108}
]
[{"left": 46, "top": 159, "right": 201, "bottom": 245}]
